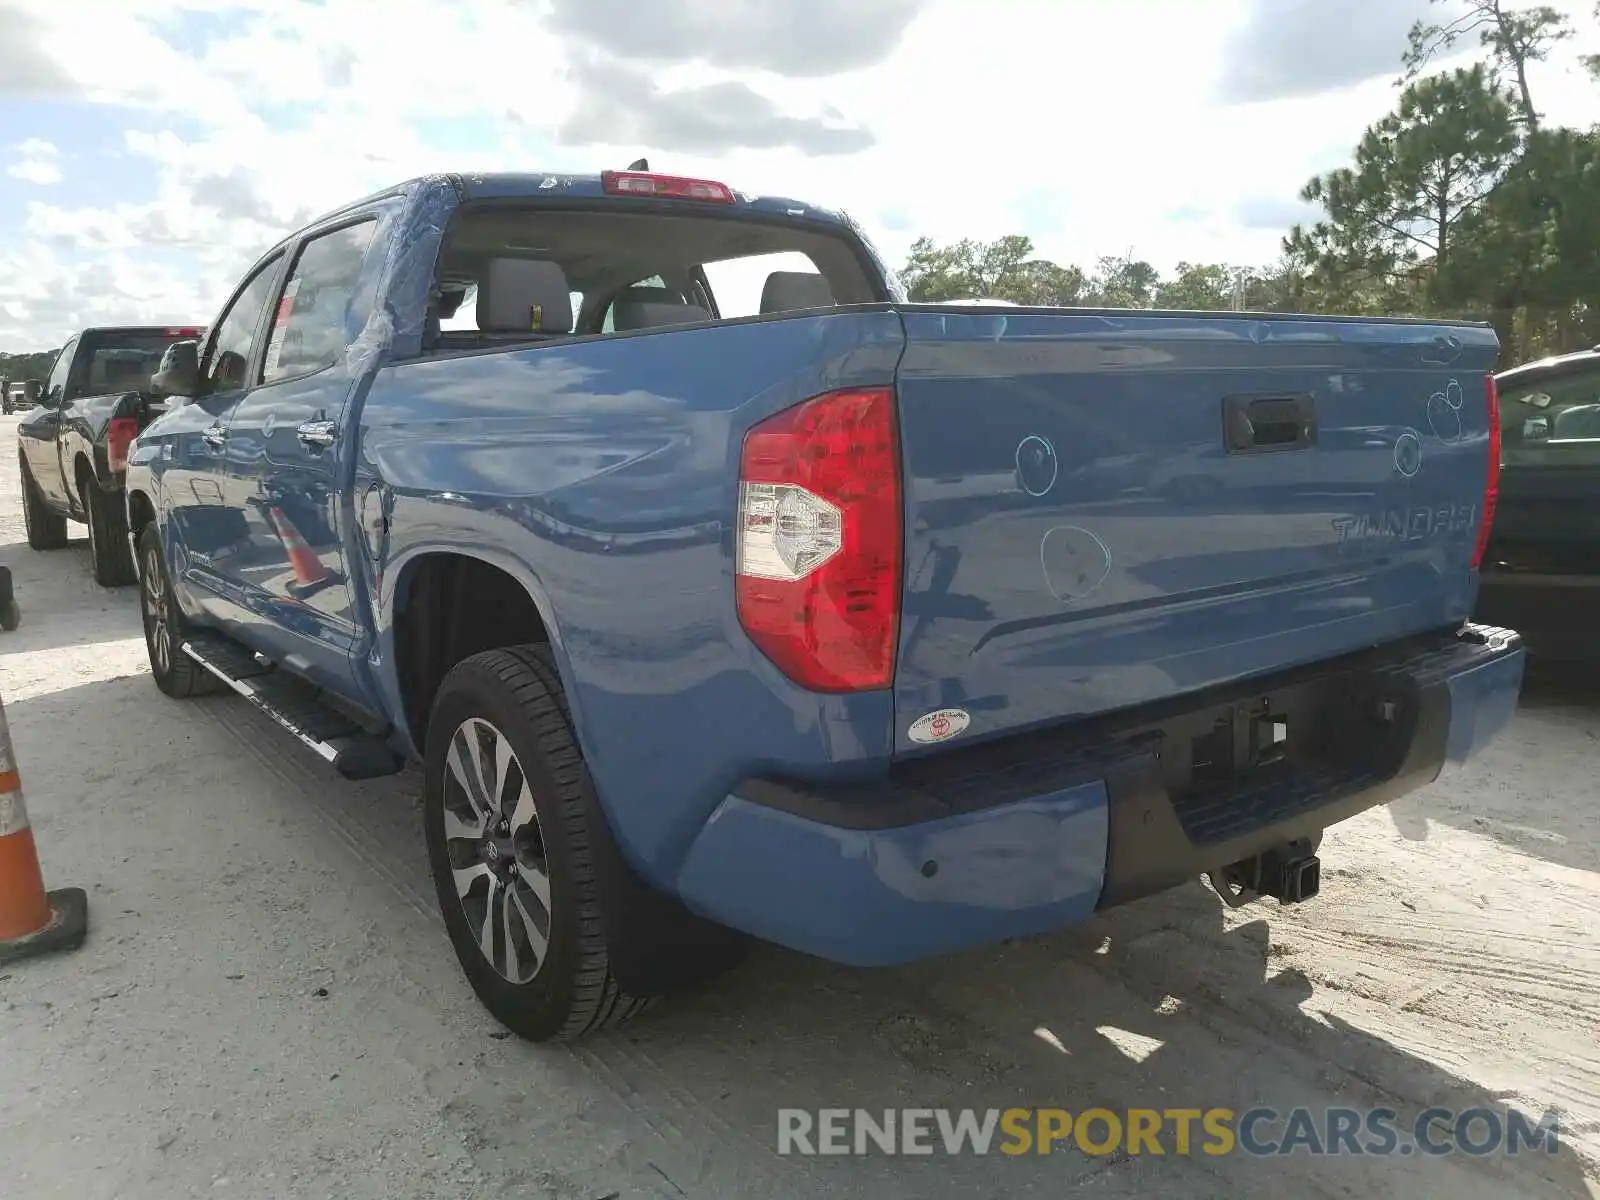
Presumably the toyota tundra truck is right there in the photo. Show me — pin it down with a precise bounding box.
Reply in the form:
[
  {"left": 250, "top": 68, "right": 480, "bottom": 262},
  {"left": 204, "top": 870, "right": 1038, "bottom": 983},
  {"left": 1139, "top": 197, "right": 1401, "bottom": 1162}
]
[{"left": 123, "top": 169, "right": 1525, "bottom": 1042}]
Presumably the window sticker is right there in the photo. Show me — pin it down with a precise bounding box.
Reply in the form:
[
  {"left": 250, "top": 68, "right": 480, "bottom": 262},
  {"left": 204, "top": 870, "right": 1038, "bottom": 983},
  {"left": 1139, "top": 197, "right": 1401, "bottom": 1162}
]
[{"left": 263, "top": 277, "right": 301, "bottom": 377}]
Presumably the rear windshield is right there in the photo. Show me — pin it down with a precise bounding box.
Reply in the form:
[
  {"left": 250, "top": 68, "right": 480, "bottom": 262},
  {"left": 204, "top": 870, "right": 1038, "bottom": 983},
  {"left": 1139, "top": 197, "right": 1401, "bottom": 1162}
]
[
  {"left": 427, "top": 207, "right": 880, "bottom": 351},
  {"left": 1499, "top": 368, "right": 1600, "bottom": 467},
  {"left": 67, "top": 330, "right": 201, "bottom": 400}
]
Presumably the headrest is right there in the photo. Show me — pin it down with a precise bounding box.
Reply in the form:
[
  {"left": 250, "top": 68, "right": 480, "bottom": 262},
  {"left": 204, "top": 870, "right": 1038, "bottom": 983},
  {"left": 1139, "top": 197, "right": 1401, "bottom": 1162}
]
[
  {"left": 102, "top": 357, "right": 150, "bottom": 393},
  {"left": 759, "top": 270, "right": 834, "bottom": 314},
  {"left": 477, "top": 258, "right": 572, "bottom": 334},
  {"left": 614, "top": 283, "right": 686, "bottom": 307},
  {"left": 100, "top": 356, "right": 150, "bottom": 395},
  {"left": 611, "top": 297, "right": 712, "bottom": 331}
]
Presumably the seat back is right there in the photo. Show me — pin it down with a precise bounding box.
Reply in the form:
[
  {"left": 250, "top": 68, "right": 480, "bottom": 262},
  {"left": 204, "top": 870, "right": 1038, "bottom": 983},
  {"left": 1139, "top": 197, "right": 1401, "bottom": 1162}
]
[
  {"left": 477, "top": 258, "right": 573, "bottom": 336},
  {"left": 759, "top": 270, "right": 835, "bottom": 314},
  {"left": 611, "top": 285, "right": 711, "bottom": 331}
]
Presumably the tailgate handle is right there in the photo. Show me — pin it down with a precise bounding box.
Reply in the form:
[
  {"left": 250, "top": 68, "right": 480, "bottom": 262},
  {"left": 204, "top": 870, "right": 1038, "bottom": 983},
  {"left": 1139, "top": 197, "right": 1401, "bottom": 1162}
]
[{"left": 1223, "top": 394, "right": 1316, "bottom": 454}]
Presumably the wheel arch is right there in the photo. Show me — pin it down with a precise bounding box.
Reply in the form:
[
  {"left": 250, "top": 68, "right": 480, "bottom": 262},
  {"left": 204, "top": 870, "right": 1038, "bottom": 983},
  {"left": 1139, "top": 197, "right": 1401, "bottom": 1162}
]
[
  {"left": 126, "top": 487, "right": 157, "bottom": 544},
  {"left": 72, "top": 450, "right": 96, "bottom": 505},
  {"left": 384, "top": 546, "right": 587, "bottom": 762}
]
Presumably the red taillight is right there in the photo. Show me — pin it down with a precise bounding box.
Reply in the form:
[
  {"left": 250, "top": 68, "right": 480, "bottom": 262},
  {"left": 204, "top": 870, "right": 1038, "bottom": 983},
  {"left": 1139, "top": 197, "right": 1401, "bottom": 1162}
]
[
  {"left": 1472, "top": 372, "right": 1501, "bottom": 570},
  {"left": 163, "top": 327, "right": 202, "bottom": 337},
  {"left": 735, "top": 387, "right": 901, "bottom": 692},
  {"left": 601, "top": 170, "right": 735, "bottom": 204},
  {"left": 107, "top": 417, "right": 140, "bottom": 474}
]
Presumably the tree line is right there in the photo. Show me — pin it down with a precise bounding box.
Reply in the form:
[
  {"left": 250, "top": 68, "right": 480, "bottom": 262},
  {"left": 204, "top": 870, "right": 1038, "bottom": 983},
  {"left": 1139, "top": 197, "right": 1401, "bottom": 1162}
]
[
  {"left": 899, "top": 0, "right": 1600, "bottom": 367},
  {"left": 0, "top": 349, "right": 56, "bottom": 382}
]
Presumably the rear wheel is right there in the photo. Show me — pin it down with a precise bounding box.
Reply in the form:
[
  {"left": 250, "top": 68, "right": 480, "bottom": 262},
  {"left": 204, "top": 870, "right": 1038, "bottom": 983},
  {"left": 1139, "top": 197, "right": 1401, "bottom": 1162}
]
[
  {"left": 424, "top": 645, "right": 649, "bottom": 1042},
  {"left": 19, "top": 454, "right": 68, "bottom": 551},
  {"left": 83, "top": 476, "right": 137, "bottom": 587},
  {"left": 138, "top": 524, "right": 219, "bottom": 698}
]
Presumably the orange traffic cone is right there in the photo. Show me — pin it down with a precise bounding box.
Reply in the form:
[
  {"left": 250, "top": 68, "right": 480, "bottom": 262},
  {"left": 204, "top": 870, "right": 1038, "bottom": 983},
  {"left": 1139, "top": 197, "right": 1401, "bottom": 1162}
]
[
  {"left": 0, "top": 689, "right": 88, "bottom": 966},
  {"left": 267, "top": 506, "right": 340, "bottom": 599}
]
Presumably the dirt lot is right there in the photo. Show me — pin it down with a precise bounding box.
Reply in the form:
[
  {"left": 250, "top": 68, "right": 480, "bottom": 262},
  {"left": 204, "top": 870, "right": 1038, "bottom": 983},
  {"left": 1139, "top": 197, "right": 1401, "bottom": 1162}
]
[{"left": 1, "top": 411, "right": 1596, "bottom": 1199}]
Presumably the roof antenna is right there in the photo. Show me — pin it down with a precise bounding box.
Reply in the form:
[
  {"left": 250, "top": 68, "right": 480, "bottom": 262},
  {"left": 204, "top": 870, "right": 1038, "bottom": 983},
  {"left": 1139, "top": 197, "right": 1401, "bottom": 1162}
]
[{"left": 626, "top": 157, "right": 649, "bottom": 171}]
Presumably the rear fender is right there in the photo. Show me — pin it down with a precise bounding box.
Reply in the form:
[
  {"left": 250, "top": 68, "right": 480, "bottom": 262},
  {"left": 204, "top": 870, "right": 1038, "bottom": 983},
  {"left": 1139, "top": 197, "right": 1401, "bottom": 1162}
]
[{"left": 374, "top": 540, "right": 746, "bottom": 995}]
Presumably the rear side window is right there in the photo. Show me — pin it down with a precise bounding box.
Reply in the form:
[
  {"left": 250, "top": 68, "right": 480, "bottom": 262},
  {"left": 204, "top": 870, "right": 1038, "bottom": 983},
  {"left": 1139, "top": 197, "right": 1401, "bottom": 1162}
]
[
  {"left": 71, "top": 330, "right": 204, "bottom": 399},
  {"left": 1500, "top": 368, "right": 1600, "bottom": 465},
  {"left": 262, "top": 219, "right": 379, "bottom": 383}
]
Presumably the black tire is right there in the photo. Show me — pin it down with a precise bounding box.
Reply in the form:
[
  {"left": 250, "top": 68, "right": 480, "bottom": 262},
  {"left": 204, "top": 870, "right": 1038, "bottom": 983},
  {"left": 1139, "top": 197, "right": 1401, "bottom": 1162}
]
[
  {"left": 83, "top": 476, "right": 137, "bottom": 587},
  {"left": 424, "top": 644, "right": 649, "bottom": 1042},
  {"left": 19, "top": 453, "right": 68, "bottom": 551},
  {"left": 137, "top": 524, "right": 219, "bottom": 698}
]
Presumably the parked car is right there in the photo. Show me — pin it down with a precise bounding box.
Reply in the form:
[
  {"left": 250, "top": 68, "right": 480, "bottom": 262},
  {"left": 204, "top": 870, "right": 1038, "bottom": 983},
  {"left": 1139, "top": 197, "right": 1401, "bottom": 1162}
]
[
  {"left": 125, "top": 168, "right": 1525, "bottom": 1043},
  {"left": 1474, "top": 347, "right": 1600, "bottom": 661},
  {"left": 17, "top": 325, "right": 204, "bottom": 585}
]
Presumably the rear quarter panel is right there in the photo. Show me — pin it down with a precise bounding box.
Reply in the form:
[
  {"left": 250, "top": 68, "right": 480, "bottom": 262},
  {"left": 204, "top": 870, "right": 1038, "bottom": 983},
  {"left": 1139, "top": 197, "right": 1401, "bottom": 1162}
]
[{"left": 357, "top": 312, "right": 905, "bottom": 885}]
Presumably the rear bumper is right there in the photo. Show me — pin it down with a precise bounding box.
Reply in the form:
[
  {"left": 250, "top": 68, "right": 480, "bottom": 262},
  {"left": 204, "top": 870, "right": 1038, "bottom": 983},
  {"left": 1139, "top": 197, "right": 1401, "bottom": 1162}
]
[
  {"left": 1475, "top": 572, "right": 1600, "bottom": 662},
  {"left": 673, "top": 624, "right": 1525, "bottom": 966}
]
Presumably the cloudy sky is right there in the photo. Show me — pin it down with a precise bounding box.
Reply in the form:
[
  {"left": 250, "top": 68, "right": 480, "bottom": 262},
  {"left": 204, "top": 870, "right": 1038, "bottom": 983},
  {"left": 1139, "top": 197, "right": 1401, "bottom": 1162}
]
[{"left": 2, "top": 0, "right": 1599, "bottom": 350}]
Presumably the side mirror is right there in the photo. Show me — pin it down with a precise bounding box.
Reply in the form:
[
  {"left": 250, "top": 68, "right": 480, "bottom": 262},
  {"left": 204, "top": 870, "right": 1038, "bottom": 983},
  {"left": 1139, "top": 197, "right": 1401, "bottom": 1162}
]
[{"left": 151, "top": 340, "right": 201, "bottom": 398}]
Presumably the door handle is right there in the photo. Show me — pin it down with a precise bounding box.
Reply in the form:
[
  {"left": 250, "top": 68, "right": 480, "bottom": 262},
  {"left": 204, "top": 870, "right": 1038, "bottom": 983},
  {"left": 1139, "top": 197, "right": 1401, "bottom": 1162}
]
[
  {"left": 296, "top": 419, "right": 336, "bottom": 450},
  {"left": 202, "top": 424, "right": 226, "bottom": 448},
  {"left": 1223, "top": 394, "right": 1317, "bottom": 454}
]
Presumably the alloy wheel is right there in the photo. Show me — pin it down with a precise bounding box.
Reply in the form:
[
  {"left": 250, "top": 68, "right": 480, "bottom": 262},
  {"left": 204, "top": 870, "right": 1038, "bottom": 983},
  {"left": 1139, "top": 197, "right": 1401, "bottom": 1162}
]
[
  {"left": 141, "top": 544, "right": 172, "bottom": 674},
  {"left": 441, "top": 716, "right": 553, "bottom": 985}
]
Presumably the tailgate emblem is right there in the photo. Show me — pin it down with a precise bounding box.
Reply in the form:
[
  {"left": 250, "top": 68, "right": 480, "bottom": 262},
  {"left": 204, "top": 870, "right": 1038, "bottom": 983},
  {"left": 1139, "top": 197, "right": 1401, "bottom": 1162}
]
[
  {"left": 1393, "top": 431, "right": 1422, "bottom": 477},
  {"left": 908, "top": 708, "right": 971, "bottom": 745}
]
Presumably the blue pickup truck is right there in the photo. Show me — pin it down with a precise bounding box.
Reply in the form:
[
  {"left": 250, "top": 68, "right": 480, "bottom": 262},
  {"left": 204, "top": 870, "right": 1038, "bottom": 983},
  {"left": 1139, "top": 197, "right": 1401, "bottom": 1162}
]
[{"left": 125, "top": 169, "right": 1526, "bottom": 1042}]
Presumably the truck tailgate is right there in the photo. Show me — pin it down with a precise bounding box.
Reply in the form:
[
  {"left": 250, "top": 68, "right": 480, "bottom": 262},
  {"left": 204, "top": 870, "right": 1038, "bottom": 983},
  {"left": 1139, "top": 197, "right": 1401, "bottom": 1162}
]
[{"left": 889, "top": 308, "right": 1499, "bottom": 754}]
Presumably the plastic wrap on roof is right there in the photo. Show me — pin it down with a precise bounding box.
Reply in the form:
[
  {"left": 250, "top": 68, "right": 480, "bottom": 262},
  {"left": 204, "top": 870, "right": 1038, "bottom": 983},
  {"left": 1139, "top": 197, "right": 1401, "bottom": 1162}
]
[{"left": 344, "top": 174, "right": 460, "bottom": 377}]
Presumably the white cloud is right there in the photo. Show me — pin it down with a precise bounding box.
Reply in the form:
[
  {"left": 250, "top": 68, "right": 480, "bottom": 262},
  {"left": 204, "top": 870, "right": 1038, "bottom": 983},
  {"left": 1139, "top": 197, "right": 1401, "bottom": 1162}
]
[
  {"left": 7, "top": 137, "right": 61, "bottom": 185},
  {"left": 2, "top": 0, "right": 1599, "bottom": 349}
]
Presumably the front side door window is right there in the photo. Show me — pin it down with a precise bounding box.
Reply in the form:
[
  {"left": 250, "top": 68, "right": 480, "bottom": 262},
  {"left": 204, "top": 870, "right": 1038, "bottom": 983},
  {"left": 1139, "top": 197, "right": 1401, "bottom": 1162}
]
[
  {"left": 203, "top": 256, "right": 284, "bottom": 392},
  {"left": 43, "top": 337, "right": 75, "bottom": 407}
]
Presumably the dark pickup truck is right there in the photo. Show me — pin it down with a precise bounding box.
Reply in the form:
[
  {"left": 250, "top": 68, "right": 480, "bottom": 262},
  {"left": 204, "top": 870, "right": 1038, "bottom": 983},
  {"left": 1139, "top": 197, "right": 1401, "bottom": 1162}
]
[
  {"left": 126, "top": 168, "right": 1524, "bottom": 1042},
  {"left": 17, "top": 324, "right": 204, "bottom": 585},
  {"left": 1475, "top": 348, "right": 1600, "bottom": 660}
]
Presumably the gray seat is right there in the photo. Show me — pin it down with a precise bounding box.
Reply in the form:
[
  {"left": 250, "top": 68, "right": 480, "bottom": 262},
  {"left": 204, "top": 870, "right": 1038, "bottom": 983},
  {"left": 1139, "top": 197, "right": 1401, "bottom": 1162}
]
[
  {"left": 611, "top": 290, "right": 711, "bottom": 331},
  {"left": 478, "top": 258, "right": 573, "bottom": 337},
  {"left": 759, "top": 270, "right": 834, "bottom": 314},
  {"left": 438, "top": 258, "right": 573, "bottom": 350}
]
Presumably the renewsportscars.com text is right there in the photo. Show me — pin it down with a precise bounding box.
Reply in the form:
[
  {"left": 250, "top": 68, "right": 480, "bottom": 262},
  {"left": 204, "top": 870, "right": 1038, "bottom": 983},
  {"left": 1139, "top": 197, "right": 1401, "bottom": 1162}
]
[{"left": 776, "top": 1106, "right": 1562, "bottom": 1158}]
